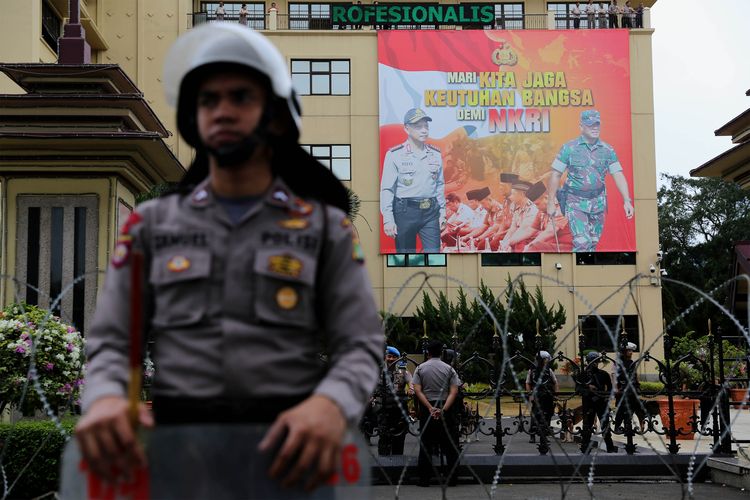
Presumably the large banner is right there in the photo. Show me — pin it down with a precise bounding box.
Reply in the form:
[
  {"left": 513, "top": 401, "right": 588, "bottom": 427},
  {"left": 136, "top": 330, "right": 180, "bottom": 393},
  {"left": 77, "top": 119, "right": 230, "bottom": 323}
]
[{"left": 378, "top": 30, "right": 635, "bottom": 254}]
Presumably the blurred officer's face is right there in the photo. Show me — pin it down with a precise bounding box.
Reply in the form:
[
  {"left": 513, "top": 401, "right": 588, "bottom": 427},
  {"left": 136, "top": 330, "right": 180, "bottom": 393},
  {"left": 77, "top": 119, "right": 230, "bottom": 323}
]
[
  {"left": 405, "top": 119, "right": 430, "bottom": 144},
  {"left": 581, "top": 121, "right": 601, "bottom": 141},
  {"left": 467, "top": 199, "right": 479, "bottom": 210},
  {"left": 509, "top": 188, "right": 525, "bottom": 204},
  {"left": 196, "top": 72, "right": 268, "bottom": 153},
  {"left": 385, "top": 353, "right": 399, "bottom": 365}
]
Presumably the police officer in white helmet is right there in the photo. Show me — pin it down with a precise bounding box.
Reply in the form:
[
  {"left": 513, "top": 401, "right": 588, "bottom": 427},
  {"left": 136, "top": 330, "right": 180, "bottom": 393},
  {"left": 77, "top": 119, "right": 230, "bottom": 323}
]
[{"left": 76, "top": 23, "right": 383, "bottom": 491}]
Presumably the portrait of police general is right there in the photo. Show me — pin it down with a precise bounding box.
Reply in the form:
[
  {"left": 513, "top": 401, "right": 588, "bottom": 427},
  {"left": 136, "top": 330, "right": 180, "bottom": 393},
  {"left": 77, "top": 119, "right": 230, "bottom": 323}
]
[{"left": 380, "top": 107, "right": 446, "bottom": 253}]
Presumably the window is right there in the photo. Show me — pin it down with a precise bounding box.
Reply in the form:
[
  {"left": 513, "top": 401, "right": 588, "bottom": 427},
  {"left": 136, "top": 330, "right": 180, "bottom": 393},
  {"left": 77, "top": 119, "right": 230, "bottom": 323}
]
[
  {"left": 547, "top": 2, "right": 588, "bottom": 29},
  {"left": 387, "top": 254, "right": 447, "bottom": 267},
  {"left": 291, "top": 59, "right": 350, "bottom": 96},
  {"left": 16, "top": 196, "right": 99, "bottom": 333},
  {"left": 576, "top": 252, "right": 637, "bottom": 265},
  {"left": 289, "top": 3, "right": 340, "bottom": 29},
  {"left": 42, "top": 1, "right": 62, "bottom": 53},
  {"left": 481, "top": 253, "right": 541, "bottom": 266},
  {"left": 202, "top": 2, "right": 266, "bottom": 27},
  {"left": 579, "top": 315, "right": 639, "bottom": 352},
  {"left": 300, "top": 144, "right": 351, "bottom": 180},
  {"left": 494, "top": 3, "right": 524, "bottom": 29}
]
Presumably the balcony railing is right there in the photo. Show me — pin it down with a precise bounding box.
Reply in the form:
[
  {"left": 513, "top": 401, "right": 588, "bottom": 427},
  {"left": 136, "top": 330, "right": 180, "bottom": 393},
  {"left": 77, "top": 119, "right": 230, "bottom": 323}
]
[{"left": 187, "top": 10, "right": 651, "bottom": 31}]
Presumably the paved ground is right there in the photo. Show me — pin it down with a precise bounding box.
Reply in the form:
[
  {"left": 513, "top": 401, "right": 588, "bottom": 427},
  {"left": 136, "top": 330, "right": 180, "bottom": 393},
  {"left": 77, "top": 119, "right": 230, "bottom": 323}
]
[{"left": 371, "top": 482, "right": 749, "bottom": 499}]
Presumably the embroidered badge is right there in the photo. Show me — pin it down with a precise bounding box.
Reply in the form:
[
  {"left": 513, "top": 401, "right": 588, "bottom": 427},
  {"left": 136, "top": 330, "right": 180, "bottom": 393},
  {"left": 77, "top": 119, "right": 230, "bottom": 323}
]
[
  {"left": 341, "top": 217, "right": 352, "bottom": 229},
  {"left": 351, "top": 234, "right": 365, "bottom": 264},
  {"left": 278, "top": 218, "right": 310, "bottom": 230},
  {"left": 289, "top": 198, "right": 314, "bottom": 217},
  {"left": 268, "top": 254, "right": 303, "bottom": 278},
  {"left": 167, "top": 255, "right": 191, "bottom": 272},
  {"left": 276, "top": 286, "right": 299, "bottom": 310},
  {"left": 272, "top": 189, "right": 289, "bottom": 203},
  {"left": 193, "top": 189, "right": 209, "bottom": 203},
  {"left": 111, "top": 236, "right": 132, "bottom": 269}
]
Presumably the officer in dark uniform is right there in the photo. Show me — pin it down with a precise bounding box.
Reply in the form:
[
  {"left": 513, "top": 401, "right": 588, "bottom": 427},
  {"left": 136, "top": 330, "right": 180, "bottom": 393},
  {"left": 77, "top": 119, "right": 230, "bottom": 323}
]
[
  {"left": 613, "top": 342, "right": 645, "bottom": 432},
  {"left": 579, "top": 351, "right": 618, "bottom": 453},
  {"left": 76, "top": 23, "right": 383, "bottom": 490},
  {"left": 380, "top": 108, "right": 445, "bottom": 253},
  {"left": 526, "top": 351, "right": 558, "bottom": 445},
  {"left": 376, "top": 346, "right": 413, "bottom": 455}
]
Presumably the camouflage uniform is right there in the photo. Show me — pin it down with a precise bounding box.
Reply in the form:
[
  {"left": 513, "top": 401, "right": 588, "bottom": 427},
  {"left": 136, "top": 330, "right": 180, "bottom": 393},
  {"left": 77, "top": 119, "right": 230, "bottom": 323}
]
[
  {"left": 376, "top": 364, "right": 412, "bottom": 455},
  {"left": 551, "top": 135, "right": 622, "bottom": 252}
]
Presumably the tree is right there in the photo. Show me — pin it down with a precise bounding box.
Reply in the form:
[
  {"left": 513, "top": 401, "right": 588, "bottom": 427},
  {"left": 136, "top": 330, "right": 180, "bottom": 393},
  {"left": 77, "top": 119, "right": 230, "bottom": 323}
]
[
  {"left": 658, "top": 174, "right": 750, "bottom": 334},
  {"left": 410, "top": 278, "right": 566, "bottom": 383}
]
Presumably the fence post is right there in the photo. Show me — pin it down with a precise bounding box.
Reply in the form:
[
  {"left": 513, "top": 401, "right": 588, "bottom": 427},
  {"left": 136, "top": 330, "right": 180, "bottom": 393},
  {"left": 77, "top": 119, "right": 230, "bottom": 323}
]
[
  {"left": 663, "top": 331, "right": 680, "bottom": 454},
  {"left": 717, "top": 326, "right": 733, "bottom": 453},
  {"left": 492, "top": 331, "right": 504, "bottom": 455}
]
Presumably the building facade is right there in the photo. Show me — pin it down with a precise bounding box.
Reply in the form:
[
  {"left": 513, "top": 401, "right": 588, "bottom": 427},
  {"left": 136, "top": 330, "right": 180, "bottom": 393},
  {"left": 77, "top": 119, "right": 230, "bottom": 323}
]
[{"left": 0, "top": 0, "right": 663, "bottom": 363}]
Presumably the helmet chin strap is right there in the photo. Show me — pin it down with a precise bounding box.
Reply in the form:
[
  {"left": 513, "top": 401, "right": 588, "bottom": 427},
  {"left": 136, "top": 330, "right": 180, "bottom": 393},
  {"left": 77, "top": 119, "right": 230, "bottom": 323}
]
[
  {"left": 204, "top": 105, "right": 273, "bottom": 169},
  {"left": 207, "top": 132, "right": 263, "bottom": 168}
]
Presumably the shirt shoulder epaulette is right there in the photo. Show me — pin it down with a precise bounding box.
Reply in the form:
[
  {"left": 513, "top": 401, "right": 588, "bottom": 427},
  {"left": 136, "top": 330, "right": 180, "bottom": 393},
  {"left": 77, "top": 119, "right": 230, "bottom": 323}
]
[
  {"left": 388, "top": 144, "right": 405, "bottom": 153},
  {"left": 426, "top": 144, "right": 441, "bottom": 153}
]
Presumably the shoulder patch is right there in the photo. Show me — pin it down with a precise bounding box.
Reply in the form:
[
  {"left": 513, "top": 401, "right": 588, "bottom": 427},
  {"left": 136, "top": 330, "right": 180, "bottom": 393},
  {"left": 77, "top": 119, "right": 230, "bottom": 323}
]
[
  {"left": 388, "top": 144, "right": 405, "bottom": 153},
  {"left": 120, "top": 212, "right": 143, "bottom": 236}
]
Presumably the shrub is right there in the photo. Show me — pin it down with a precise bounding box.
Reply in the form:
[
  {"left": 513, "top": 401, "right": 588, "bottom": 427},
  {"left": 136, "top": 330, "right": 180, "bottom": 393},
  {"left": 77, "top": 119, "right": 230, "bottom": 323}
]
[
  {"left": 0, "top": 419, "right": 76, "bottom": 499},
  {"left": 639, "top": 381, "right": 665, "bottom": 394},
  {"left": 0, "top": 304, "right": 85, "bottom": 415}
]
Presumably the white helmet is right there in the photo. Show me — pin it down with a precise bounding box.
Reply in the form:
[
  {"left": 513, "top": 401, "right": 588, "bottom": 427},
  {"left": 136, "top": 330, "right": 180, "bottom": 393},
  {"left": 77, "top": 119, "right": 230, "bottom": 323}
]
[{"left": 162, "top": 22, "right": 302, "bottom": 146}]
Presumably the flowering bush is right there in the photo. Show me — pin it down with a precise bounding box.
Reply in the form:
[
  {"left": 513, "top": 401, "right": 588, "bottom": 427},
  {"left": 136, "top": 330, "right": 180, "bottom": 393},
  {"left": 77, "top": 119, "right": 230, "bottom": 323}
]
[
  {"left": 559, "top": 355, "right": 581, "bottom": 375},
  {"left": 0, "top": 303, "right": 85, "bottom": 415}
]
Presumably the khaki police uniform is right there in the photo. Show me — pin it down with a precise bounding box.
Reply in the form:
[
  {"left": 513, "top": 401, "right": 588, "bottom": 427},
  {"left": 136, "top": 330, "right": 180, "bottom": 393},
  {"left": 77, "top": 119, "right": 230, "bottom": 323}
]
[
  {"left": 380, "top": 140, "right": 445, "bottom": 253},
  {"left": 413, "top": 357, "right": 460, "bottom": 485},
  {"left": 82, "top": 176, "right": 383, "bottom": 426},
  {"left": 504, "top": 198, "right": 538, "bottom": 252}
]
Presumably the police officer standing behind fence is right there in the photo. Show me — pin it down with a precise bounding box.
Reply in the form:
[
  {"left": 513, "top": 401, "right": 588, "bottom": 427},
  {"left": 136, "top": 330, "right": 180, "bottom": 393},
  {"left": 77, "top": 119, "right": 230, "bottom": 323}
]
[
  {"left": 75, "top": 23, "right": 383, "bottom": 491},
  {"left": 377, "top": 346, "right": 413, "bottom": 456},
  {"left": 613, "top": 342, "right": 645, "bottom": 432},
  {"left": 526, "top": 351, "right": 559, "bottom": 444},
  {"left": 579, "top": 352, "right": 618, "bottom": 453},
  {"left": 413, "top": 340, "right": 460, "bottom": 487},
  {"left": 380, "top": 108, "right": 446, "bottom": 253},
  {"left": 547, "top": 109, "right": 634, "bottom": 252}
]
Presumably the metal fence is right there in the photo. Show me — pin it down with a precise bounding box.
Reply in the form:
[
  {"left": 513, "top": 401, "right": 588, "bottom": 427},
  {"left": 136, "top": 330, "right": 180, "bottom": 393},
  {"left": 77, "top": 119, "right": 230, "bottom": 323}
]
[{"left": 366, "top": 324, "right": 750, "bottom": 458}]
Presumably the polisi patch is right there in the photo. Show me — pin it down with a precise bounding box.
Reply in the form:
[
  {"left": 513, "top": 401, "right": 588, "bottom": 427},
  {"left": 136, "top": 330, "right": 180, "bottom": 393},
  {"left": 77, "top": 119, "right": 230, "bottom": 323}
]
[
  {"left": 268, "top": 254, "right": 303, "bottom": 278},
  {"left": 276, "top": 286, "right": 298, "bottom": 310},
  {"left": 167, "top": 255, "right": 191, "bottom": 272},
  {"left": 278, "top": 218, "right": 310, "bottom": 230}
]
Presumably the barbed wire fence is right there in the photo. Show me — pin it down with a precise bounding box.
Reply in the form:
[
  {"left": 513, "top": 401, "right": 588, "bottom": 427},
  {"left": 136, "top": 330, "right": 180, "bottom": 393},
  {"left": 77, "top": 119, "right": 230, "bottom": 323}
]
[{"left": 0, "top": 271, "right": 748, "bottom": 499}]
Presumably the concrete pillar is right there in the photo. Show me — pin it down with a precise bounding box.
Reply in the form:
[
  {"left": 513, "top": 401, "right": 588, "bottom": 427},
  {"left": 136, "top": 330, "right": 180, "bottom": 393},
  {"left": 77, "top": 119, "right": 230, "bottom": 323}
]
[
  {"left": 547, "top": 10, "right": 555, "bottom": 30},
  {"left": 269, "top": 10, "right": 278, "bottom": 30},
  {"left": 643, "top": 8, "right": 651, "bottom": 29}
]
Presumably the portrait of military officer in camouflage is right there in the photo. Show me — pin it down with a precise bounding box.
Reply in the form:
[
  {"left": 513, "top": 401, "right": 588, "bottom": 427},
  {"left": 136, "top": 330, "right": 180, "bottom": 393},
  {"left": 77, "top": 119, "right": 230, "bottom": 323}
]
[
  {"left": 546, "top": 109, "right": 634, "bottom": 252},
  {"left": 380, "top": 108, "right": 446, "bottom": 253}
]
